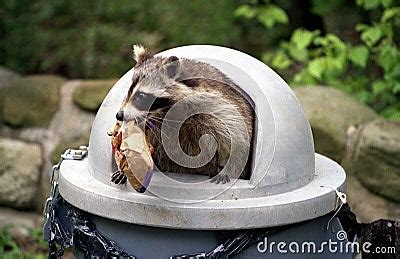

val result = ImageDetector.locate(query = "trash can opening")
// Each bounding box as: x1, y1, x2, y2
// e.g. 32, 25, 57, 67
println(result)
85, 45, 316, 202
58, 46, 346, 228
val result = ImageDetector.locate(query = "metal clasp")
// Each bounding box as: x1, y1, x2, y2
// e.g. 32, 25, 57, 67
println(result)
61, 146, 88, 160
320, 185, 347, 231
43, 146, 88, 219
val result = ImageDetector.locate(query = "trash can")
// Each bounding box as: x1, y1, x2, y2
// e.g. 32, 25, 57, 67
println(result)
50, 45, 351, 258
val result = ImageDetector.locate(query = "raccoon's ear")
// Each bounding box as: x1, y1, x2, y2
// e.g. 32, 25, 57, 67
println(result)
133, 44, 153, 65
162, 56, 180, 78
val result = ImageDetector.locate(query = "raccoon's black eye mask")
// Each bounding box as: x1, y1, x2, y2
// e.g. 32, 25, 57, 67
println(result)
132, 91, 172, 111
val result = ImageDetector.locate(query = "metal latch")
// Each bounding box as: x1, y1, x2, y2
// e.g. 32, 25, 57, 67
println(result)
43, 146, 89, 220
61, 146, 88, 160
320, 185, 347, 231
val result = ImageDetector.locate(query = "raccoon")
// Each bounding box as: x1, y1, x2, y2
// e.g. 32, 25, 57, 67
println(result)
115, 45, 254, 184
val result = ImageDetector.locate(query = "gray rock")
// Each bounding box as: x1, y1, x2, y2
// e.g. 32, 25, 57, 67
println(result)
0, 207, 41, 228
0, 80, 95, 213
0, 66, 19, 88
294, 86, 379, 161
38, 80, 94, 212
346, 175, 400, 222
0, 138, 43, 209
342, 119, 400, 202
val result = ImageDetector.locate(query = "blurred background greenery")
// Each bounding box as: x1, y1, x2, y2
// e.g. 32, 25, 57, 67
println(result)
1, 0, 399, 118
0, 1, 399, 257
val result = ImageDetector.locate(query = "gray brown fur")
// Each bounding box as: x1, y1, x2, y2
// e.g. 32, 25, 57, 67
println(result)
118, 45, 254, 183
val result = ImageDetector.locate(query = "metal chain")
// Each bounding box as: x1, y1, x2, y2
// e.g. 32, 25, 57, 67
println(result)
43, 146, 88, 219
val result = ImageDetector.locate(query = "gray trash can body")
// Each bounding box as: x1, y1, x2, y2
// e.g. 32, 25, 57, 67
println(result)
70, 211, 351, 258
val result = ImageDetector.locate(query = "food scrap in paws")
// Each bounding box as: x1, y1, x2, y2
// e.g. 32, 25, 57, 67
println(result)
109, 121, 154, 192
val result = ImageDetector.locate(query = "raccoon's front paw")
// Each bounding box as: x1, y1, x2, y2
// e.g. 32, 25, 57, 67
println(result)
111, 170, 127, 185
210, 173, 230, 184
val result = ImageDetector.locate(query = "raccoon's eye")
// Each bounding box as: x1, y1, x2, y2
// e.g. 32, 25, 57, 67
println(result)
135, 92, 147, 101
133, 91, 154, 110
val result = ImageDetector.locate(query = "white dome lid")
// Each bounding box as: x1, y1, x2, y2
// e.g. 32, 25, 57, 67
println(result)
58, 46, 346, 229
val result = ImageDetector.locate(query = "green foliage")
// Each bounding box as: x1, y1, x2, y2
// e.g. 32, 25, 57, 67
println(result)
235, 2, 288, 28
0, 226, 21, 258
356, 0, 393, 10
0, 75, 65, 127
0, 0, 239, 79
0, 226, 46, 259
28, 228, 48, 250
1, 0, 399, 119
257, 1, 400, 119
73, 79, 116, 112
349, 46, 369, 68
310, 0, 345, 16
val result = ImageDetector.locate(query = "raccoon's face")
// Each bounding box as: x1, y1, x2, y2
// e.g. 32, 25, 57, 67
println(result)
116, 52, 191, 128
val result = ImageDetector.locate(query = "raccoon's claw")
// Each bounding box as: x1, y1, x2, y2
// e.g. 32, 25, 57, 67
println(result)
211, 173, 230, 184
111, 170, 127, 185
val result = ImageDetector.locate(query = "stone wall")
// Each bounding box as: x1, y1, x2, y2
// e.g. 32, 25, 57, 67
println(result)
0, 67, 114, 214
0, 67, 398, 223
294, 86, 400, 221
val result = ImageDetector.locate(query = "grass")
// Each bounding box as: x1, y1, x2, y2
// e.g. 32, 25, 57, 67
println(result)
0, 75, 65, 128
0, 226, 47, 259
72, 79, 117, 112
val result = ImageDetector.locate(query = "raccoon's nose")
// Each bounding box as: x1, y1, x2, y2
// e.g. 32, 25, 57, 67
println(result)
116, 110, 124, 121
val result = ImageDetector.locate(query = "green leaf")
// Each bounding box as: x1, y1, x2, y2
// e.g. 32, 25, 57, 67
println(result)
365, 0, 380, 9
393, 82, 400, 94
349, 46, 369, 68
261, 52, 274, 64
380, 104, 400, 120
326, 34, 346, 48
357, 0, 380, 10
257, 4, 288, 28
355, 23, 369, 32
380, 23, 393, 39
307, 58, 326, 79
310, 0, 344, 16
355, 90, 373, 104
381, 0, 393, 8
377, 45, 397, 72
382, 7, 400, 22
313, 35, 329, 46
325, 34, 347, 58
372, 80, 387, 95
324, 57, 338, 72
271, 51, 292, 70
234, 5, 257, 19
288, 45, 309, 62
291, 29, 315, 49
293, 70, 317, 85
326, 55, 346, 72
385, 63, 400, 81
360, 26, 383, 46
